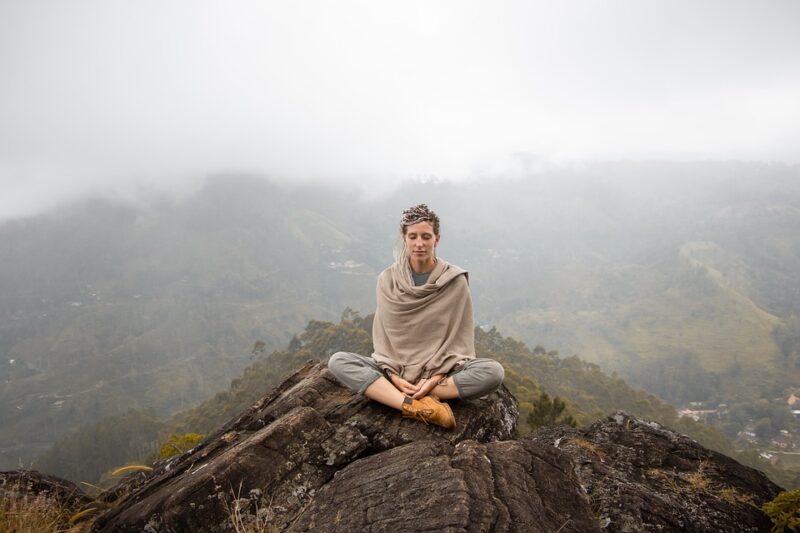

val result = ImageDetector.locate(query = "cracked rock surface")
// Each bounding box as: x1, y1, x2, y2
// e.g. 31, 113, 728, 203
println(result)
91, 361, 519, 532
530, 412, 783, 533
85, 362, 781, 532
289, 439, 599, 532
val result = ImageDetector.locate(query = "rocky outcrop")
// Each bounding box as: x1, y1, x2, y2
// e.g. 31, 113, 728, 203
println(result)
91, 361, 519, 532
530, 413, 782, 532
1, 469, 94, 509
288, 438, 600, 532
11, 360, 782, 532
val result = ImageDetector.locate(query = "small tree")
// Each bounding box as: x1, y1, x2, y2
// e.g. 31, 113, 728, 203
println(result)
288, 335, 302, 351
527, 392, 577, 430
159, 433, 205, 459
252, 340, 266, 355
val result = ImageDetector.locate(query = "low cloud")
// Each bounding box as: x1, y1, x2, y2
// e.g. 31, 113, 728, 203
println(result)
1, 0, 799, 220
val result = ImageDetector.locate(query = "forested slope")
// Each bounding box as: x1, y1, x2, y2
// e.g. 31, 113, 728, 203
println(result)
36, 312, 800, 489
6, 162, 800, 477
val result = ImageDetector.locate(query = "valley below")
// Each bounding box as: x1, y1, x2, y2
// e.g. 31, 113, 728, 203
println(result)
2, 162, 799, 486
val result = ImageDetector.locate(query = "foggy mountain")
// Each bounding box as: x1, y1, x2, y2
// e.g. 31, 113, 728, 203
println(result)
1, 160, 799, 471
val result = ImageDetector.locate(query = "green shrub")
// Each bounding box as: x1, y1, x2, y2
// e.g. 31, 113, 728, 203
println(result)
763, 489, 800, 533
527, 392, 577, 430
159, 433, 205, 459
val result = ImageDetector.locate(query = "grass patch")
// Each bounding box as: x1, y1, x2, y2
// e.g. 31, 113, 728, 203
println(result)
570, 437, 607, 459
0, 482, 73, 533
645, 464, 712, 495
684, 462, 711, 492
718, 486, 756, 507
222, 483, 279, 533
648, 462, 759, 510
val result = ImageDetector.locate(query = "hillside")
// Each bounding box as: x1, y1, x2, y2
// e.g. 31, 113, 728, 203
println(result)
168, 313, 699, 439
3, 162, 800, 472
496, 242, 788, 404
34, 312, 800, 489
0, 179, 377, 469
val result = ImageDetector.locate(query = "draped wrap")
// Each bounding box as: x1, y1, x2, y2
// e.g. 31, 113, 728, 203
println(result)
371, 258, 475, 382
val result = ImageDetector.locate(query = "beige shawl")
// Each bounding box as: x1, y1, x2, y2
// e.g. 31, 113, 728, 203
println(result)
372, 258, 476, 382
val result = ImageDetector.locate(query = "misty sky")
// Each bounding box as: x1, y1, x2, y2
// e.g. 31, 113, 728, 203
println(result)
1, 0, 799, 220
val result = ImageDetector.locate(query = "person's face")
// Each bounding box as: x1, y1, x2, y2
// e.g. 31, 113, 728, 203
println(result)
404, 221, 440, 266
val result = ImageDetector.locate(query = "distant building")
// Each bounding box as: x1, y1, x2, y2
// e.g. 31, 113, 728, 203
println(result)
679, 409, 701, 421
678, 408, 718, 422
737, 429, 758, 444
770, 433, 800, 450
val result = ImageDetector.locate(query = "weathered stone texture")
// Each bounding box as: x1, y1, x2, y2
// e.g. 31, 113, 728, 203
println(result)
0, 469, 94, 511
530, 412, 783, 532
66, 362, 783, 533
289, 438, 600, 533
92, 361, 518, 532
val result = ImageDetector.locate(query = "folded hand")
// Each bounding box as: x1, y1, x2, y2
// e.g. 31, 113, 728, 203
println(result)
389, 374, 420, 397
411, 374, 445, 400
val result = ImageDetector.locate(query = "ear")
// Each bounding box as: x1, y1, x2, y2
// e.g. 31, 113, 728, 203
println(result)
435, 234, 441, 245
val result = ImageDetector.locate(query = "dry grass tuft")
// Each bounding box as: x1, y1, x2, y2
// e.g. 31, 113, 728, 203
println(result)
222, 483, 279, 533
685, 471, 711, 491
69, 506, 104, 526
110, 465, 153, 477
645, 467, 666, 478
719, 486, 756, 507
664, 475, 683, 494
646, 463, 759, 510
0, 484, 71, 533
655, 461, 713, 494
684, 461, 712, 492
570, 437, 607, 459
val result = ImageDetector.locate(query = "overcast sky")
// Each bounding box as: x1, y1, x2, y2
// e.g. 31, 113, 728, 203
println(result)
1, 0, 799, 220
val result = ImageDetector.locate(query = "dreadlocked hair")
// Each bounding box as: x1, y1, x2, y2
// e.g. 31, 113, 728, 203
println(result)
393, 203, 441, 268
399, 203, 440, 235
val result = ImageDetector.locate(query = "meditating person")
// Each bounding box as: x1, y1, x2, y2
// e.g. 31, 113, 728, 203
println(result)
328, 203, 505, 429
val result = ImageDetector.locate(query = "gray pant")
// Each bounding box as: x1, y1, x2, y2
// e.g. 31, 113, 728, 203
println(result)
327, 351, 505, 400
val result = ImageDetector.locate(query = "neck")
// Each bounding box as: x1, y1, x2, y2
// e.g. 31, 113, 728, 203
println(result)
409, 257, 436, 273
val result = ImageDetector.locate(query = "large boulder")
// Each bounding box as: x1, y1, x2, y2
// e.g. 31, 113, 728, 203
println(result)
288, 438, 600, 532
92, 360, 519, 532
530, 412, 783, 533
